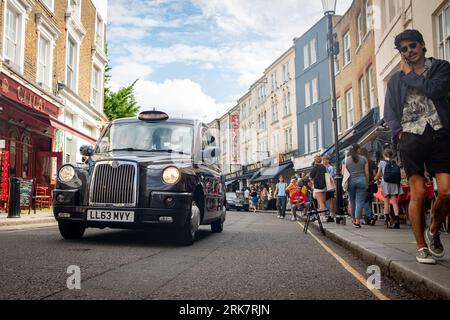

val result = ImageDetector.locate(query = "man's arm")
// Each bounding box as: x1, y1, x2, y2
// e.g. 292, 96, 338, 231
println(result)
383, 83, 402, 145
401, 60, 450, 99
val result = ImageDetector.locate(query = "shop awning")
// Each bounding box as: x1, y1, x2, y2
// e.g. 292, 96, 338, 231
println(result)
251, 162, 293, 182
322, 107, 380, 159
248, 168, 264, 182
225, 179, 238, 186
50, 119, 97, 145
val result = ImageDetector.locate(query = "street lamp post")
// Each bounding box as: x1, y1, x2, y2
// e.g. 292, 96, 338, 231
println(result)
322, 0, 346, 224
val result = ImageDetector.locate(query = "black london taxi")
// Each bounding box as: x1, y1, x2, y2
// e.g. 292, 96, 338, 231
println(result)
52, 110, 226, 245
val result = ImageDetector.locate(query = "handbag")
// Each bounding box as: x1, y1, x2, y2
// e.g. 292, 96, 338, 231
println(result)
325, 173, 336, 192
342, 156, 350, 192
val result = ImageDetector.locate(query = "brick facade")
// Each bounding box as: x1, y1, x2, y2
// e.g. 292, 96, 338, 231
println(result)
334, 0, 379, 135
0, 0, 104, 111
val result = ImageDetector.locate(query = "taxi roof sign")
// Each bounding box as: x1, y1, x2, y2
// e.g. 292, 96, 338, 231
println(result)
138, 110, 169, 121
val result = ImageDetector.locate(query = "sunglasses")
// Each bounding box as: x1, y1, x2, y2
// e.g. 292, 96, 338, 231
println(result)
398, 42, 419, 53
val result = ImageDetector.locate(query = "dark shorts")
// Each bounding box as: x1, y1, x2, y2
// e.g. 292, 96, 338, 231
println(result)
399, 126, 450, 178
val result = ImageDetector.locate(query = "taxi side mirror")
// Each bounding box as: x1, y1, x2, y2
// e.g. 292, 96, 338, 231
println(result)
203, 146, 221, 159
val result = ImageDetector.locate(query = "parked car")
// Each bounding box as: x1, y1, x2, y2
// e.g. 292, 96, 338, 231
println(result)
225, 192, 249, 211
52, 110, 226, 246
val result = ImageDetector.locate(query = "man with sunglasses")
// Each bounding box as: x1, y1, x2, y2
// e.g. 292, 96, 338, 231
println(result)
384, 29, 450, 264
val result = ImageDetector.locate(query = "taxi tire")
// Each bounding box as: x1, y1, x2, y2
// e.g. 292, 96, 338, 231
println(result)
211, 218, 223, 233
58, 221, 86, 240
175, 201, 200, 246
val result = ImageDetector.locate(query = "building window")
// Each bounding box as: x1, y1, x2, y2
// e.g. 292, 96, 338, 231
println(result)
69, 0, 81, 22
41, 0, 54, 12
344, 32, 351, 65
282, 62, 290, 82
4, 3, 25, 72
285, 128, 292, 151
312, 78, 318, 104
334, 54, 340, 75
271, 72, 277, 91
305, 82, 311, 107
96, 14, 104, 50
437, 5, 450, 61
304, 44, 310, 69
310, 38, 317, 65
66, 37, 78, 91
309, 121, 317, 152
273, 133, 279, 154
272, 100, 278, 122
336, 97, 342, 134
37, 36, 51, 89
304, 124, 308, 154
91, 66, 101, 109
357, 13, 363, 47
367, 65, 375, 109
346, 89, 354, 128
365, 0, 373, 32
286, 92, 291, 115
359, 76, 367, 116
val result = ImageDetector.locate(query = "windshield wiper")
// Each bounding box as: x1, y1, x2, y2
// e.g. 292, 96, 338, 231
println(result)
149, 149, 190, 155
107, 148, 189, 155
107, 148, 153, 152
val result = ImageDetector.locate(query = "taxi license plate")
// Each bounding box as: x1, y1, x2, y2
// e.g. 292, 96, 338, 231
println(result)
87, 210, 134, 223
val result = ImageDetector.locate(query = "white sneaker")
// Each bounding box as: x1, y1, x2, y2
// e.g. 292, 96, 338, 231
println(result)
416, 248, 436, 264
291, 217, 296, 221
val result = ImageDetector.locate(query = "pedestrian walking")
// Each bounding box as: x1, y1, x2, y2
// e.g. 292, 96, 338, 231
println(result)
261, 186, 269, 210
250, 187, 258, 213
384, 29, 450, 264
359, 148, 377, 226
275, 176, 288, 219
374, 149, 403, 229
310, 155, 328, 222
342, 144, 370, 228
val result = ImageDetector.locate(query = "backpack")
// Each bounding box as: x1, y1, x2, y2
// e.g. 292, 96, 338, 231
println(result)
383, 160, 401, 184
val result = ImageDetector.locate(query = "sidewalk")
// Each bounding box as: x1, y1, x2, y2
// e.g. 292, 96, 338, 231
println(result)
303, 214, 450, 300
0, 209, 56, 228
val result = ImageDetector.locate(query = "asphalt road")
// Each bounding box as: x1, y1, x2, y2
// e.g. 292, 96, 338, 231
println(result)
0, 210, 417, 300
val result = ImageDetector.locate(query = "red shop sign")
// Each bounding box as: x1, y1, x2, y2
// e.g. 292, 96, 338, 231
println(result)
0, 72, 60, 118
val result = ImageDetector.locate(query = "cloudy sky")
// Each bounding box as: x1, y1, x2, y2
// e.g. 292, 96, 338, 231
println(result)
107, 0, 353, 123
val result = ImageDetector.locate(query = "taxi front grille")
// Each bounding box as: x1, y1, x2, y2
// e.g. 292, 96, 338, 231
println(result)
89, 161, 138, 207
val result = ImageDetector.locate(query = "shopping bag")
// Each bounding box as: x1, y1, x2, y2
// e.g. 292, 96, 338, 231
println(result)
325, 173, 336, 191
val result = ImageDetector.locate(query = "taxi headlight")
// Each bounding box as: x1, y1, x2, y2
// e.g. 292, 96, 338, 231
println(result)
162, 167, 180, 184
58, 165, 76, 182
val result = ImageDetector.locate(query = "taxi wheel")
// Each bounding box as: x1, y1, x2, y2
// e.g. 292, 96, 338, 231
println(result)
211, 218, 223, 233
58, 221, 86, 240
176, 201, 200, 246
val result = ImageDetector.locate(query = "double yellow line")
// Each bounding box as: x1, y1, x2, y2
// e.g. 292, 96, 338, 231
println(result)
297, 221, 390, 300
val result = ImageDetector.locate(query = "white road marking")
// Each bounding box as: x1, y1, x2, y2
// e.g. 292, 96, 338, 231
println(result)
297, 221, 390, 300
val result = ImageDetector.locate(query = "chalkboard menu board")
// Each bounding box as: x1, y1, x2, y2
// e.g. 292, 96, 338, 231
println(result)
19, 179, 34, 208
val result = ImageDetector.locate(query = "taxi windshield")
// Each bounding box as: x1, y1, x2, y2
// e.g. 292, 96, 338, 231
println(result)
96, 122, 194, 155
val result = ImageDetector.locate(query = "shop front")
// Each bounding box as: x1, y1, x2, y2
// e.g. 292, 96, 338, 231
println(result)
0, 71, 91, 210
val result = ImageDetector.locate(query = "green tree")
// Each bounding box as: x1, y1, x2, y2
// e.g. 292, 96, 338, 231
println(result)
103, 47, 140, 121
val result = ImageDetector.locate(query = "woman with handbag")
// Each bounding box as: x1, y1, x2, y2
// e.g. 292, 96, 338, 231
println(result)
342, 144, 370, 228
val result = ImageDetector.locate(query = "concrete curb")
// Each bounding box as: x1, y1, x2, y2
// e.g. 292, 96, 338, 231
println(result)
303, 217, 450, 300
0, 214, 56, 227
